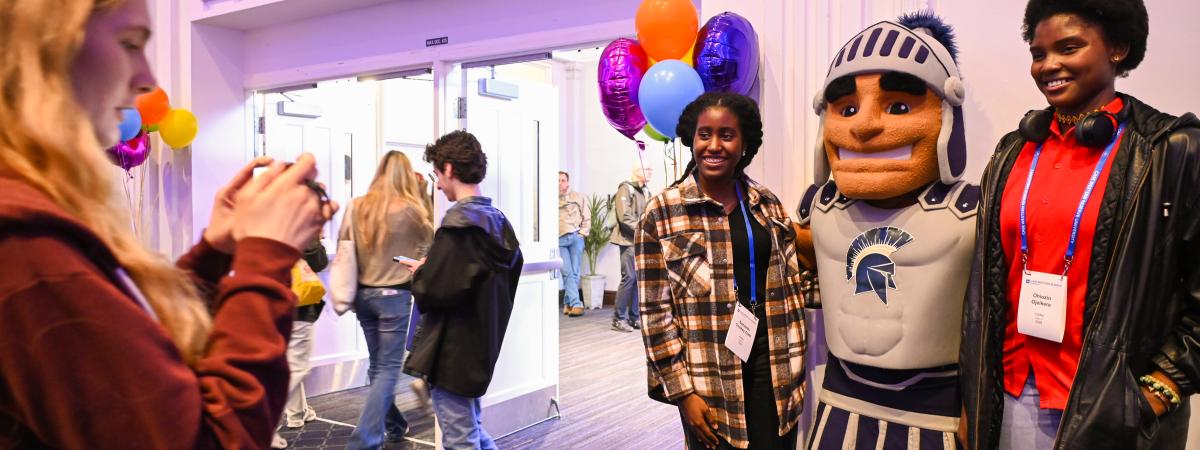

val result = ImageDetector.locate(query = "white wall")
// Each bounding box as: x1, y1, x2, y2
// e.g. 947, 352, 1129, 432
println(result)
240, 0, 648, 87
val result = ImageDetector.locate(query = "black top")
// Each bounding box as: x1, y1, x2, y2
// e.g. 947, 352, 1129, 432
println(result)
728, 195, 772, 315
728, 189, 787, 449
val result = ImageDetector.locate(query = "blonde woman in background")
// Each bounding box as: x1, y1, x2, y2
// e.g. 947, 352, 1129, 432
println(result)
0, 0, 336, 448
341, 151, 435, 449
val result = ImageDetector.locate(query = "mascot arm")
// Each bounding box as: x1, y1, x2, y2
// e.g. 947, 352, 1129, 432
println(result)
795, 184, 822, 308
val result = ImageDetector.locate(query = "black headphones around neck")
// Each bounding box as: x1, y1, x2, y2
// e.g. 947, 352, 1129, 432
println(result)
1018, 105, 1126, 148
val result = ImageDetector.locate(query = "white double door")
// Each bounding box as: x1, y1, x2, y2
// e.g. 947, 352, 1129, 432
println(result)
259, 79, 378, 394
462, 68, 562, 438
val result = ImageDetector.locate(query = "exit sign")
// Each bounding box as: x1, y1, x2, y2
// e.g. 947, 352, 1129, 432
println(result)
426, 37, 449, 47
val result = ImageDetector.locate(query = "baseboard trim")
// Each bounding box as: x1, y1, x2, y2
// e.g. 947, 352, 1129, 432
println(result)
303, 356, 370, 397
481, 384, 559, 439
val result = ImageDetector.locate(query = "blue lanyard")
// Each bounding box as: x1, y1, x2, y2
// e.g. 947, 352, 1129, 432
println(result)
734, 182, 758, 308
1019, 123, 1124, 274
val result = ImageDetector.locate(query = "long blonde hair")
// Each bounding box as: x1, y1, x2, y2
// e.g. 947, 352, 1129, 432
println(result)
0, 0, 212, 364
355, 151, 433, 245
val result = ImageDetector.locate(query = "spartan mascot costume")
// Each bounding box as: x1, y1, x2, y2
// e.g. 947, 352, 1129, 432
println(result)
797, 13, 976, 449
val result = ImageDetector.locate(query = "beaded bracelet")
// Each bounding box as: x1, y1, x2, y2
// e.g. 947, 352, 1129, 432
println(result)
1138, 375, 1182, 407
1148, 389, 1174, 411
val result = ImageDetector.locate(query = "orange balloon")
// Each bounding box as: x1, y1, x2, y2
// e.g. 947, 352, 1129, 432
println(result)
635, 0, 699, 62
135, 87, 170, 126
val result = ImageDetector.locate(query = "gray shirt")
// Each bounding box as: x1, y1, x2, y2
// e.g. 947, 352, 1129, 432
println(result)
610, 181, 648, 247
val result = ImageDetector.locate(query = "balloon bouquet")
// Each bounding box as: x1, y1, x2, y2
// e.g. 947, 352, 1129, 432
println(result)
106, 87, 201, 237
107, 87, 200, 174
598, 0, 758, 185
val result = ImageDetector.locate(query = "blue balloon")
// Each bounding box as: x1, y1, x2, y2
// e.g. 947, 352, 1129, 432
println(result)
118, 108, 142, 142
638, 60, 705, 139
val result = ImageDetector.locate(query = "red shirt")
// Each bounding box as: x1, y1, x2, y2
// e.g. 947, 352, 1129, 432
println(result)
999, 97, 1125, 409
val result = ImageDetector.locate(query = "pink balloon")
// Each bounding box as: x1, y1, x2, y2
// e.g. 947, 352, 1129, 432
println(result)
598, 38, 649, 140
106, 131, 150, 171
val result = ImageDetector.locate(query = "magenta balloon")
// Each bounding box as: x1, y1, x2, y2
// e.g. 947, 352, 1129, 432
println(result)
106, 131, 150, 171
598, 38, 649, 140
694, 12, 759, 94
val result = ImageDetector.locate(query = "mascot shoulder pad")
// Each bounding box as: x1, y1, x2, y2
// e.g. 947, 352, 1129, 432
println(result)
917, 181, 979, 220
813, 180, 854, 214
796, 183, 821, 225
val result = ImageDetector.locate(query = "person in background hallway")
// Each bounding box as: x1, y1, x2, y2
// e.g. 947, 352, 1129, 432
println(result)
610, 166, 652, 333
637, 92, 808, 450
0, 0, 336, 447
340, 151, 434, 449
399, 130, 523, 450
558, 170, 589, 317
272, 237, 329, 449
959, 1, 1200, 448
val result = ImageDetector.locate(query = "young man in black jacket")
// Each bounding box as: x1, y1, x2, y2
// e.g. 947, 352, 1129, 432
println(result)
399, 130, 523, 450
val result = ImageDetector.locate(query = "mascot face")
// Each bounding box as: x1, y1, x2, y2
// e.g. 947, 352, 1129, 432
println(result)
823, 72, 942, 201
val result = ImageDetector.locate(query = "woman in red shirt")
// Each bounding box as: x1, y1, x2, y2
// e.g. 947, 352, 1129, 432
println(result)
0, 0, 336, 448
960, 0, 1200, 448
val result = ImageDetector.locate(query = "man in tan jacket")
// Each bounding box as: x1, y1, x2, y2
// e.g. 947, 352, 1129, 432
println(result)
558, 171, 589, 317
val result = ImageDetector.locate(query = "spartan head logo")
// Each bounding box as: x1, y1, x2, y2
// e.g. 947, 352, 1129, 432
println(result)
845, 226, 914, 304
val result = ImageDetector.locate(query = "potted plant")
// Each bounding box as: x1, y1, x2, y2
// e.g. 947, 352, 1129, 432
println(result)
581, 193, 614, 309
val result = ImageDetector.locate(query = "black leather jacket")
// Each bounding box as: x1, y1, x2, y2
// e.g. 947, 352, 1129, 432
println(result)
961, 94, 1200, 449
403, 197, 523, 397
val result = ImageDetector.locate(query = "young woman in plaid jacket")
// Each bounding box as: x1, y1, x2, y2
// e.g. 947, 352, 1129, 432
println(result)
636, 92, 813, 450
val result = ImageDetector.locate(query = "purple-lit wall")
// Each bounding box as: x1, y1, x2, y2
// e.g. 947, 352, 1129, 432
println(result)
242, 0, 697, 78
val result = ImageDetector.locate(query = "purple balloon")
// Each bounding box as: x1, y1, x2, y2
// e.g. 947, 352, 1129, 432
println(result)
598, 38, 649, 140
694, 12, 759, 94
106, 131, 150, 171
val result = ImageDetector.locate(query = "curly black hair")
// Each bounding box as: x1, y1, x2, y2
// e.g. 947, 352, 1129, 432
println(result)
671, 92, 764, 186
424, 130, 487, 184
1022, 0, 1148, 76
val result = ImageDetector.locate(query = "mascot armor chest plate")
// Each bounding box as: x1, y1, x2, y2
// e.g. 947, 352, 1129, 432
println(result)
805, 180, 978, 369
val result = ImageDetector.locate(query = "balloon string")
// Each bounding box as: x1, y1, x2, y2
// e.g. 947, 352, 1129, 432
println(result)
662, 141, 672, 186
635, 139, 647, 181
136, 155, 148, 242
671, 140, 679, 181
121, 169, 138, 238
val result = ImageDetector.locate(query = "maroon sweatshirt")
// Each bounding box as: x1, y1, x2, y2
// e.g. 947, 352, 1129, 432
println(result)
0, 175, 299, 449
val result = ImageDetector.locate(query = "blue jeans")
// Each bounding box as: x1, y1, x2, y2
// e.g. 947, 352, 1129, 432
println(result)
349, 288, 412, 450
432, 386, 497, 450
613, 245, 639, 323
559, 232, 585, 308
999, 372, 1062, 450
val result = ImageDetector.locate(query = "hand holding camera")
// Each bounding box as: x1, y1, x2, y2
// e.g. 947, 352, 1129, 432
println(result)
232, 153, 339, 251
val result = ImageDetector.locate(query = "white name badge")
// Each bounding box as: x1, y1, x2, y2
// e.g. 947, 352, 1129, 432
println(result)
1017, 270, 1068, 343
724, 302, 759, 362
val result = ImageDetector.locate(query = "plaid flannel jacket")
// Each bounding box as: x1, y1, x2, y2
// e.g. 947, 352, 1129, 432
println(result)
636, 175, 808, 448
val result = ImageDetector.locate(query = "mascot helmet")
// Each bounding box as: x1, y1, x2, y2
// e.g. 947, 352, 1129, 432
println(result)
812, 12, 966, 185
